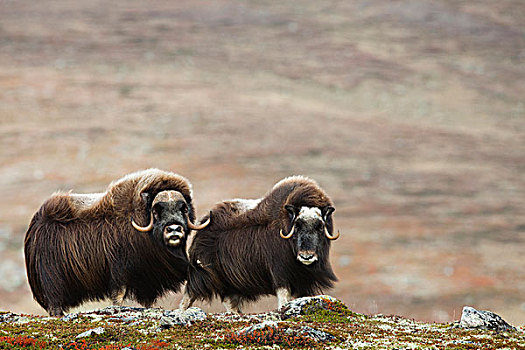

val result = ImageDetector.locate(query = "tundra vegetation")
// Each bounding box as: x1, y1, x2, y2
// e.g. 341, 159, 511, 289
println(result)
1, 296, 524, 349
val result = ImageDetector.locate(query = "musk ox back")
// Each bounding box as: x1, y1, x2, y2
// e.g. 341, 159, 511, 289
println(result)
180, 175, 339, 313
24, 168, 208, 316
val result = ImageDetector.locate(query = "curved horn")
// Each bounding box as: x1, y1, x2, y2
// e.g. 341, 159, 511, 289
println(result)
132, 213, 154, 232
188, 216, 211, 230
280, 226, 294, 239
324, 227, 340, 240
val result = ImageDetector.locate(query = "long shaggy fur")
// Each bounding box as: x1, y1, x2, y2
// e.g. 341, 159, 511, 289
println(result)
24, 169, 195, 315
186, 176, 338, 308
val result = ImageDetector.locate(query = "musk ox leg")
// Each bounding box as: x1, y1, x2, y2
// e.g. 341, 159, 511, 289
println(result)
179, 287, 196, 311
48, 306, 65, 317
111, 287, 127, 306
223, 296, 242, 314
276, 287, 292, 309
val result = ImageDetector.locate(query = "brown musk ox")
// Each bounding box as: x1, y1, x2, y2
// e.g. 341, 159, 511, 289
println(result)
24, 168, 209, 316
179, 175, 339, 313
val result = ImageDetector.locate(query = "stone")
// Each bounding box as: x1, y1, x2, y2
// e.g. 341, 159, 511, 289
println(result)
61, 313, 79, 322
160, 307, 207, 328
76, 327, 105, 338
0, 313, 15, 323
280, 294, 340, 319
236, 321, 278, 336
11, 316, 31, 325
96, 306, 144, 316
285, 325, 335, 342
296, 326, 335, 342
459, 306, 516, 332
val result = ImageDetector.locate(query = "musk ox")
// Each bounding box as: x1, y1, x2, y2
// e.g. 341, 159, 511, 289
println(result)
179, 175, 339, 313
24, 168, 209, 316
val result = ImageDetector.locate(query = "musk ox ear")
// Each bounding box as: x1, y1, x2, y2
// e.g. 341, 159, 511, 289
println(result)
131, 191, 155, 233
284, 204, 298, 222
321, 206, 339, 240
321, 206, 335, 221
141, 192, 153, 208
151, 203, 161, 220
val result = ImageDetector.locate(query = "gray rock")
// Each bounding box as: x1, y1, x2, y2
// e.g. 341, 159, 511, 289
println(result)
284, 325, 335, 343
96, 306, 145, 315
160, 307, 207, 328
280, 295, 340, 319
85, 306, 163, 322
0, 313, 15, 323
460, 306, 516, 332
12, 316, 31, 325
76, 327, 105, 338
296, 326, 335, 342
236, 321, 278, 336
61, 313, 79, 322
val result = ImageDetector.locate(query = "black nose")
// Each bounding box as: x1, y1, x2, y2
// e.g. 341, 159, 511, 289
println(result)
300, 253, 315, 260
166, 225, 183, 233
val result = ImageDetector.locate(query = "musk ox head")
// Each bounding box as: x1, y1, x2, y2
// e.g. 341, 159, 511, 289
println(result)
132, 190, 210, 247
280, 205, 339, 265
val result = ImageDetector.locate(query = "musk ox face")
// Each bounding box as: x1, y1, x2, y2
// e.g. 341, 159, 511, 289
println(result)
132, 190, 210, 247
151, 192, 190, 247
281, 205, 339, 265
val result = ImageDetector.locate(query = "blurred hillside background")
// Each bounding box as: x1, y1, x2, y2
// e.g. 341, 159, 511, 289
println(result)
0, 0, 524, 324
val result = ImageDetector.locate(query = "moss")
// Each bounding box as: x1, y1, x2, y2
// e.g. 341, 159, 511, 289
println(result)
304, 297, 357, 316
289, 297, 365, 325
1, 304, 524, 349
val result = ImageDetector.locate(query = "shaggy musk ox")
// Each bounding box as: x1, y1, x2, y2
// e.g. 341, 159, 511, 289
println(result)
180, 176, 339, 313
24, 169, 209, 316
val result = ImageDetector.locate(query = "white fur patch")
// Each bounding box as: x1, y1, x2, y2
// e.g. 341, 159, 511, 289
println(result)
70, 193, 104, 209
230, 198, 261, 213
277, 288, 292, 309
298, 207, 322, 221
297, 255, 318, 265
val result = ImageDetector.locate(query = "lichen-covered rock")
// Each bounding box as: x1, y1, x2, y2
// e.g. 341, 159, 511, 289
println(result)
237, 320, 278, 335
287, 325, 335, 342
460, 306, 516, 332
76, 327, 105, 338
280, 294, 347, 319
94, 306, 162, 317
61, 313, 78, 322
2, 314, 31, 325
81, 306, 164, 324
160, 307, 207, 328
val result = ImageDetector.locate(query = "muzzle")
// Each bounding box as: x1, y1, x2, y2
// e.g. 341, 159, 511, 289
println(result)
164, 224, 185, 247
297, 250, 318, 265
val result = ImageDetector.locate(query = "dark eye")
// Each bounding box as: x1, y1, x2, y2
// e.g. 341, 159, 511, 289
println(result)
181, 203, 188, 214
316, 222, 324, 231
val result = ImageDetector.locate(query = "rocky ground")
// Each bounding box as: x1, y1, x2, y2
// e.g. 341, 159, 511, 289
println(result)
1, 0, 524, 324
1, 296, 524, 349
